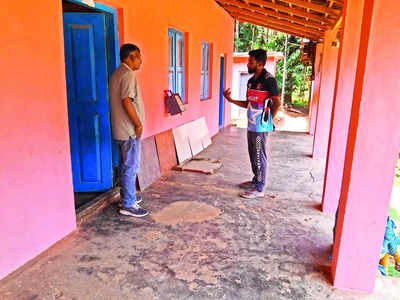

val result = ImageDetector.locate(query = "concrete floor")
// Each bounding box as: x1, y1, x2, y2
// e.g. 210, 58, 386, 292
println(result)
1, 127, 400, 300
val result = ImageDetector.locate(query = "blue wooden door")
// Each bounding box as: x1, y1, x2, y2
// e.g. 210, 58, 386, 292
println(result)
63, 13, 113, 192
219, 56, 225, 127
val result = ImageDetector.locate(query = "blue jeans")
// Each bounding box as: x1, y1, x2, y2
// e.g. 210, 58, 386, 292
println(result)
117, 138, 141, 208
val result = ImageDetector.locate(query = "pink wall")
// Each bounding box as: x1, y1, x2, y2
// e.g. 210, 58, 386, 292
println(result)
312, 30, 340, 158
0, 0, 233, 280
332, 0, 400, 292
0, 1, 76, 279
322, 0, 365, 214
309, 43, 324, 136
114, 0, 234, 138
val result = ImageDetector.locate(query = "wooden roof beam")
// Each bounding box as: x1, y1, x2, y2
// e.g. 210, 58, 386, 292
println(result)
325, 0, 334, 17
219, 0, 334, 25
222, 4, 328, 30
282, 0, 341, 16
238, 18, 321, 41
247, 0, 338, 20
235, 16, 322, 41
306, 0, 311, 17
228, 7, 324, 36
329, 0, 344, 5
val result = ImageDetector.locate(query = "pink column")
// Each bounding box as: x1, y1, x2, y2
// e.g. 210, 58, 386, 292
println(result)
332, 0, 400, 292
309, 43, 324, 136
0, 0, 76, 280
312, 30, 340, 158
322, 0, 365, 214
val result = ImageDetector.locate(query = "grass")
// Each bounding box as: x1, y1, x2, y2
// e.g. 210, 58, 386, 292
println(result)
291, 95, 308, 107
388, 265, 400, 278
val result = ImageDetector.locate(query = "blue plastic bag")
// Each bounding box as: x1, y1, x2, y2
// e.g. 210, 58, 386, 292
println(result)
260, 100, 274, 132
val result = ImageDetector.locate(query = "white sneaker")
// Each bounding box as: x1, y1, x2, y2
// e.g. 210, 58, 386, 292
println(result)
239, 189, 265, 199
119, 203, 149, 218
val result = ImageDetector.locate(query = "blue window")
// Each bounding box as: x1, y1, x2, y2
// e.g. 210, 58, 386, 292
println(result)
201, 42, 211, 100
168, 28, 185, 102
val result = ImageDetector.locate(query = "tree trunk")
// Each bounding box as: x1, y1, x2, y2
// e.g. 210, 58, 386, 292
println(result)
251, 25, 255, 49
281, 34, 288, 106
234, 20, 239, 52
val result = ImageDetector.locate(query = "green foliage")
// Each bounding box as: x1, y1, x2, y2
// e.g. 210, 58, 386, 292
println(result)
394, 154, 400, 187
387, 154, 400, 278
390, 207, 400, 226
388, 265, 400, 278
292, 93, 309, 107
235, 22, 312, 106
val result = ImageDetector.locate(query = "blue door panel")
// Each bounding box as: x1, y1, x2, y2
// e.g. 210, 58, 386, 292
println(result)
63, 12, 113, 192
219, 56, 225, 127
77, 113, 101, 183
70, 26, 97, 103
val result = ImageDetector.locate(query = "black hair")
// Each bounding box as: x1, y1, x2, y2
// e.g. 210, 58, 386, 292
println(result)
249, 49, 267, 66
120, 44, 140, 62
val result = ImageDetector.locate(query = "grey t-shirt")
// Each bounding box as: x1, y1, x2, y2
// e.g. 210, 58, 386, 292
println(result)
109, 63, 145, 140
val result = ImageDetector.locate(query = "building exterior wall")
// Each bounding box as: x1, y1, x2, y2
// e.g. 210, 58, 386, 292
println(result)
0, 0, 233, 280
312, 29, 340, 158
115, 0, 234, 138
0, 0, 77, 280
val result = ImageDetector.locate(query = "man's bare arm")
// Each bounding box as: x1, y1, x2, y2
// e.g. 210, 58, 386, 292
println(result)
270, 96, 281, 118
122, 98, 143, 137
223, 88, 248, 109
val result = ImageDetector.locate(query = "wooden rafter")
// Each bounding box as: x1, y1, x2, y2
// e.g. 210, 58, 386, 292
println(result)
329, 0, 344, 5
216, 0, 343, 39
230, 8, 324, 36
325, 0, 334, 18
218, 0, 334, 25
247, 0, 337, 22
221, 3, 328, 30
237, 17, 320, 41
283, 0, 340, 16
235, 16, 322, 40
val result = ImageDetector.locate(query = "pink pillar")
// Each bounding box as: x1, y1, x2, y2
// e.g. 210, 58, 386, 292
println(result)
322, 0, 365, 214
309, 43, 324, 136
0, 0, 76, 280
333, 0, 400, 292
312, 30, 340, 158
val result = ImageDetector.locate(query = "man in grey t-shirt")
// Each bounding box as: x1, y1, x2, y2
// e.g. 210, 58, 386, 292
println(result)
109, 44, 148, 217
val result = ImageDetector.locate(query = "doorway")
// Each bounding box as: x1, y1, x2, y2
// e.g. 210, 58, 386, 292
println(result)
62, 0, 119, 209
